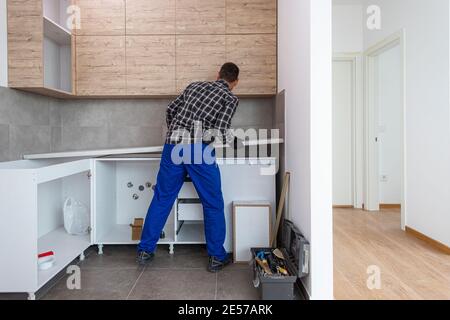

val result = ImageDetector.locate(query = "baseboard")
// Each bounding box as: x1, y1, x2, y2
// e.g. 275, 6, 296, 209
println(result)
405, 226, 450, 255
333, 205, 354, 209
380, 204, 401, 209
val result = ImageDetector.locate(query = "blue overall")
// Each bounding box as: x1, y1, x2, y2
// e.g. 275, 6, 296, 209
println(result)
138, 143, 227, 261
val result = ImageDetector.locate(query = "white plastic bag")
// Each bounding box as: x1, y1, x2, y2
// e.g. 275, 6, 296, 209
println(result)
63, 197, 90, 235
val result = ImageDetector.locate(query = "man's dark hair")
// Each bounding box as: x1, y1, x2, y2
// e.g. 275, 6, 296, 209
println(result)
219, 62, 240, 83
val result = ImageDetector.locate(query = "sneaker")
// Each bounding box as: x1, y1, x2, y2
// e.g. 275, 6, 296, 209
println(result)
207, 254, 232, 273
136, 251, 154, 265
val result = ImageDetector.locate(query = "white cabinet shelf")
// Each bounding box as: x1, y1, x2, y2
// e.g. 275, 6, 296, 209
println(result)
38, 227, 90, 287
97, 224, 174, 245
44, 16, 71, 45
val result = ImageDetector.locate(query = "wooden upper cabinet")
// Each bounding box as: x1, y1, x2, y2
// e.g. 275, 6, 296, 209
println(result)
74, 0, 125, 36
7, 0, 44, 88
227, 34, 277, 95
126, 36, 176, 95
76, 36, 126, 95
226, 0, 277, 34
176, 35, 226, 92
176, 0, 226, 34
126, 0, 176, 35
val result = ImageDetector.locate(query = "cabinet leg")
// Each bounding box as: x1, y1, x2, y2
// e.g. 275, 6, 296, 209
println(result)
79, 251, 85, 261
27, 292, 36, 300
169, 244, 174, 255
98, 244, 104, 255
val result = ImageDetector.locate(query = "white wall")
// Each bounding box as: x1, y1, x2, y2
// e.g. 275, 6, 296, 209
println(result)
333, 3, 364, 52
278, 0, 333, 299
0, 0, 7, 87
377, 45, 402, 204
363, 0, 450, 246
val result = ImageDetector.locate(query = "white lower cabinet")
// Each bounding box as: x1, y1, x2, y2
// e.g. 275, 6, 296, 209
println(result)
0, 156, 275, 297
0, 159, 92, 299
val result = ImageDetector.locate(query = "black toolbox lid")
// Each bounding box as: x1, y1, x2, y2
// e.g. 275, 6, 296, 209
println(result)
282, 220, 310, 279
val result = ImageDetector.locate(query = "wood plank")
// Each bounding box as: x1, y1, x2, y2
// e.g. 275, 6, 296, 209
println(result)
76, 36, 126, 95
226, 34, 277, 95
226, 0, 277, 34
126, 35, 176, 95
7, 0, 43, 88
176, 35, 226, 92
176, 0, 226, 34
74, 0, 125, 36
126, 0, 176, 35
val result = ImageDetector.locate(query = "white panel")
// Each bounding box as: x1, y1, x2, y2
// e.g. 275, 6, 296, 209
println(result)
44, 37, 61, 89
60, 44, 72, 92
36, 159, 91, 184
178, 203, 203, 221
332, 4, 363, 53
0, 171, 38, 292
38, 179, 63, 238
115, 161, 159, 224
233, 204, 270, 262
333, 60, 353, 205
219, 162, 276, 252
179, 182, 199, 199
377, 45, 402, 204
43, 0, 60, 24
94, 161, 116, 243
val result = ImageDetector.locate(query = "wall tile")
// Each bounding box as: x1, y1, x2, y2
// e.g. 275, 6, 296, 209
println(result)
107, 99, 168, 127
0, 124, 9, 161
233, 98, 275, 127
61, 126, 108, 151
49, 100, 62, 127
51, 127, 62, 152
61, 100, 110, 127
9, 125, 51, 160
107, 126, 165, 148
2, 88, 51, 126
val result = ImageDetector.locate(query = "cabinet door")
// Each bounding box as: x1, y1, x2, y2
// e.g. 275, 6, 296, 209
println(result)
226, 34, 277, 95
126, 36, 176, 95
7, 0, 43, 88
74, 0, 125, 36
126, 0, 176, 35
176, 0, 226, 34
226, 0, 277, 34
76, 36, 126, 95
176, 35, 226, 92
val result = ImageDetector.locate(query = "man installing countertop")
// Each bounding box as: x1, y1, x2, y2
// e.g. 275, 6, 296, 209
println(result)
137, 62, 240, 273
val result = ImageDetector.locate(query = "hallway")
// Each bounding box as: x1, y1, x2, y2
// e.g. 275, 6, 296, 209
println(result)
334, 208, 450, 300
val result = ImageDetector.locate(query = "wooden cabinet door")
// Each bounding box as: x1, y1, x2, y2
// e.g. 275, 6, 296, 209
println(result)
226, 34, 277, 95
126, 0, 176, 35
176, 0, 226, 34
74, 0, 125, 36
226, 0, 277, 34
7, 0, 43, 88
176, 35, 226, 92
76, 36, 126, 95
126, 36, 176, 95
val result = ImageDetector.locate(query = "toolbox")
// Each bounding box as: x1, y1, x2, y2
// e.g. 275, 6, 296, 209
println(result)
251, 220, 310, 300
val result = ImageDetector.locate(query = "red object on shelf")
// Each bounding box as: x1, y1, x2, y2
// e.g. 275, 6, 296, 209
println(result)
38, 251, 54, 259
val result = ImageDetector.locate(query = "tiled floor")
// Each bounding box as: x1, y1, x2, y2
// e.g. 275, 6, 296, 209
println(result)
33, 245, 260, 300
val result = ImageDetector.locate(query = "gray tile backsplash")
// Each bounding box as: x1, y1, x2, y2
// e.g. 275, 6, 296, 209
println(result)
0, 86, 276, 160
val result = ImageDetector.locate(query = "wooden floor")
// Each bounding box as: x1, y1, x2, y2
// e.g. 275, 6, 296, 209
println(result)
334, 208, 450, 300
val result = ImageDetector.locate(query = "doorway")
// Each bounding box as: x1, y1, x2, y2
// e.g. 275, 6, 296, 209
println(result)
364, 31, 406, 229
332, 54, 363, 208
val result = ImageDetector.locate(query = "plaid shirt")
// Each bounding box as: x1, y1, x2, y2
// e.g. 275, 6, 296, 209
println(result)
166, 79, 239, 145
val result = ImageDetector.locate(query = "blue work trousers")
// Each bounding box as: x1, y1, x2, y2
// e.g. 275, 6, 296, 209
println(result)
138, 143, 227, 260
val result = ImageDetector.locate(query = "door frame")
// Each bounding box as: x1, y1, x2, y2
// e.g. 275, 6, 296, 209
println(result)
333, 53, 364, 208
364, 30, 406, 229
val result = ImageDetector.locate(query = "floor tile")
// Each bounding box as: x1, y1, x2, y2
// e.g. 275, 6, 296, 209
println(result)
216, 268, 260, 300
128, 269, 216, 300
42, 268, 142, 300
